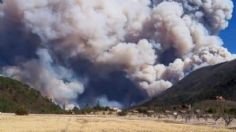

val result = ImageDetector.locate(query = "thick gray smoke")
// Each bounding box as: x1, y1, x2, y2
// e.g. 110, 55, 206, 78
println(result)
0, 0, 234, 108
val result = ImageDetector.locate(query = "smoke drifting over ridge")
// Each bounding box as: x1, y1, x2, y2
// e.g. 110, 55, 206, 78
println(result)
0, 0, 234, 108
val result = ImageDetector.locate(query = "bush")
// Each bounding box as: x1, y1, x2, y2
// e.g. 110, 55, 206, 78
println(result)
15, 106, 29, 115
137, 107, 148, 114
227, 108, 236, 116
206, 108, 216, 114
118, 110, 127, 116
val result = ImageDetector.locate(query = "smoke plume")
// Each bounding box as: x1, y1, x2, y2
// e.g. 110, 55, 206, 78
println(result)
0, 0, 234, 108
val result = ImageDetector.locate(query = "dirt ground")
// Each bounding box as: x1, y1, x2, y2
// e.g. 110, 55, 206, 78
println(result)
0, 113, 235, 132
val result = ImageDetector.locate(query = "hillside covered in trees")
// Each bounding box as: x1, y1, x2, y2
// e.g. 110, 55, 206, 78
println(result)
0, 76, 64, 114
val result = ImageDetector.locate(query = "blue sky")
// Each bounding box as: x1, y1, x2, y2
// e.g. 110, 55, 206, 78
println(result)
220, 5, 236, 53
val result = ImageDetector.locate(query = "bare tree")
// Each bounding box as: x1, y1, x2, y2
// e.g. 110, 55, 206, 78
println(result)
157, 113, 161, 119
196, 113, 202, 121
195, 109, 202, 121
180, 114, 185, 119
184, 114, 191, 123
212, 114, 221, 124
223, 114, 234, 127
203, 114, 209, 122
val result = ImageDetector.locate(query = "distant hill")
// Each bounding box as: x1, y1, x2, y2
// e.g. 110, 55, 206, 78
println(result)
0, 76, 65, 114
139, 59, 236, 108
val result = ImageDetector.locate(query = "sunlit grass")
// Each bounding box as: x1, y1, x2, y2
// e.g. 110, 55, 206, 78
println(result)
0, 114, 232, 132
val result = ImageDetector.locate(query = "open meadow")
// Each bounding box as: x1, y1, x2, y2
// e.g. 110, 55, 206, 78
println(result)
0, 113, 235, 132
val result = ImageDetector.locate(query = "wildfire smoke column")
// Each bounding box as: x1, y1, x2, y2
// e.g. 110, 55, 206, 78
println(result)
0, 0, 234, 108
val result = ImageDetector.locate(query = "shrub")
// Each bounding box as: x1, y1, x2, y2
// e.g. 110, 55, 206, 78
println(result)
118, 110, 127, 116
72, 107, 80, 114
227, 108, 236, 116
137, 107, 148, 114
15, 106, 29, 115
206, 108, 216, 114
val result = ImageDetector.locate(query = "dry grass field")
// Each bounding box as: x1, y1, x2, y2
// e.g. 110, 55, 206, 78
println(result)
0, 114, 234, 132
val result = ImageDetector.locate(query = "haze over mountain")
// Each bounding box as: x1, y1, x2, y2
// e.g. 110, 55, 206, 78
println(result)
0, 0, 234, 108
140, 59, 236, 108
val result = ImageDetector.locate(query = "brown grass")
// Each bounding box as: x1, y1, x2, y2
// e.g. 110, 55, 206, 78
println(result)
0, 114, 232, 132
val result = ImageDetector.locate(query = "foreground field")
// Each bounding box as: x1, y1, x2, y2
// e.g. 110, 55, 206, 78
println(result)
0, 114, 233, 132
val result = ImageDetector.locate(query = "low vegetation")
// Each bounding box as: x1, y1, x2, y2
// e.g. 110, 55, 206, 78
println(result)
130, 100, 236, 127
69, 104, 116, 115
15, 106, 29, 115
117, 110, 128, 116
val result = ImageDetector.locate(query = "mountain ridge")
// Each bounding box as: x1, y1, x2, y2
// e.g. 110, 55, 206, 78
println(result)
139, 59, 236, 108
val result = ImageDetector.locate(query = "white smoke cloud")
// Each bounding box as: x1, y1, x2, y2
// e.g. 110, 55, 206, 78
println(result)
0, 0, 234, 107
96, 96, 123, 108
3, 49, 85, 107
